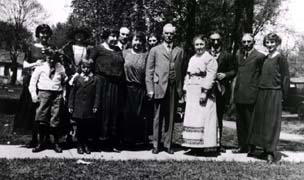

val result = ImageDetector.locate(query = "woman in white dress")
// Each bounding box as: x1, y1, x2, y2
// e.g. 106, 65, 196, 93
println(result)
182, 34, 218, 154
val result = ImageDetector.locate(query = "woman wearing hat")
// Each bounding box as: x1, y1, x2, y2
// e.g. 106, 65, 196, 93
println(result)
60, 27, 92, 145
13, 24, 56, 147
61, 27, 91, 79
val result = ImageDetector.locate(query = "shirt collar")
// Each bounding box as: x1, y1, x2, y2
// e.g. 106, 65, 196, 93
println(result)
80, 72, 93, 77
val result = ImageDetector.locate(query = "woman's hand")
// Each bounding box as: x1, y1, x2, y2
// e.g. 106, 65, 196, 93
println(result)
35, 59, 44, 67
199, 93, 207, 106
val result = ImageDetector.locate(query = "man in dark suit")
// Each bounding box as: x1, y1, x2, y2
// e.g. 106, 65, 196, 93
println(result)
233, 33, 265, 153
209, 32, 236, 153
145, 23, 185, 154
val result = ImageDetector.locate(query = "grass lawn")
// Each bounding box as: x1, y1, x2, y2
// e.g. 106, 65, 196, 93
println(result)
1, 159, 304, 180
2, 84, 304, 179
281, 117, 304, 135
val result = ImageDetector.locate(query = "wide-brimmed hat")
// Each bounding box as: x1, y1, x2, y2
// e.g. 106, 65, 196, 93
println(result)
67, 27, 91, 40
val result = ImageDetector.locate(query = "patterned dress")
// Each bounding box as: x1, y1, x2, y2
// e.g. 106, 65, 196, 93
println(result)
182, 51, 218, 148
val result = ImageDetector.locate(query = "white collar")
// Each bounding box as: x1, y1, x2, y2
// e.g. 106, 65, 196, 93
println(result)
102, 42, 114, 51
80, 72, 93, 77
268, 51, 280, 58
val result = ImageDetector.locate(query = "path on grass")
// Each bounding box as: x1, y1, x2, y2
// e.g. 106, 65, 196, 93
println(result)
1, 119, 304, 162
223, 120, 304, 142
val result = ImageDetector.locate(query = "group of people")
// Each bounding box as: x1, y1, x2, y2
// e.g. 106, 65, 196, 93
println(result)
12, 22, 289, 164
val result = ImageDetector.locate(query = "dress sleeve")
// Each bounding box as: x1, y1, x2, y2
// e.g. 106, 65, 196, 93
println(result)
201, 58, 218, 90
278, 55, 290, 101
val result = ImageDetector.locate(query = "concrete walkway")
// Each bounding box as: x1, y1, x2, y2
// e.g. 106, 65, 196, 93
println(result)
223, 120, 304, 142
1, 145, 304, 162
0, 120, 303, 162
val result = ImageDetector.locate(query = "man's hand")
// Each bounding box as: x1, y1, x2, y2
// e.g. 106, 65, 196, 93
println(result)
216, 73, 226, 80
93, 108, 98, 113
147, 92, 154, 100
68, 108, 73, 113
31, 95, 39, 103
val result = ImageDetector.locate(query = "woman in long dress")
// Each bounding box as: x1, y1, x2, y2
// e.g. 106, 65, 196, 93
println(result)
182, 35, 218, 154
248, 33, 290, 163
89, 28, 125, 151
13, 24, 54, 147
121, 31, 149, 148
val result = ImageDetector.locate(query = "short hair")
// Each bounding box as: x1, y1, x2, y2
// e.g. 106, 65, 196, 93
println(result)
209, 31, 222, 39
192, 34, 209, 47
241, 33, 254, 40
130, 31, 146, 45
163, 23, 176, 33
148, 32, 160, 41
263, 33, 282, 46
35, 24, 52, 38
119, 27, 130, 34
101, 28, 119, 39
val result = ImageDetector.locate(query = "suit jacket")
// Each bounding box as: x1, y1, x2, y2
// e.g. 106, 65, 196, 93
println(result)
214, 50, 236, 96
145, 43, 185, 99
234, 49, 265, 104
68, 75, 101, 119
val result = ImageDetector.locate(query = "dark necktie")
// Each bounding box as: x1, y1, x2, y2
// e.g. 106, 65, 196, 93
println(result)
244, 51, 248, 59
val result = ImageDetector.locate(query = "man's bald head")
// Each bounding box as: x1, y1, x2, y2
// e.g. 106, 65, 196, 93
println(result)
119, 27, 130, 44
162, 23, 176, 44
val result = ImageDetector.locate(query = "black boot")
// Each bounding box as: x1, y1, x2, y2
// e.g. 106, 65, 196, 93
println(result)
32, 124, 46, 153
53, 128, 63, 153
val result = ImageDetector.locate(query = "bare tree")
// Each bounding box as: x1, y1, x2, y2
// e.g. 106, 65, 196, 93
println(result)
0, 0, 48, 84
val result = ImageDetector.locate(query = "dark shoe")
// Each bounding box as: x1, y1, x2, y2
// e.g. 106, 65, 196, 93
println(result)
26, 140, 38, 148
232, 148, 248, 154
165, 148, 174, 154
77, 146, 84, 154
266, 154, 274, 164
247, 148, 256, 157
247, 152, 255, 157
219, 146, 226, 153
152, 147, 159, 154
32, 144, 44, 153
84, 145, 91, 154
54, 144, 63, 153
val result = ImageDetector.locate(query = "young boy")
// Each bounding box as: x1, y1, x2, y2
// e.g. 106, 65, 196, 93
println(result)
68, 60, 101, 154
29, 55, 67, 153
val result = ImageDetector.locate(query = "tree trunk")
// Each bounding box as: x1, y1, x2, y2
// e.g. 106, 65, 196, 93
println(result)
184, 0, 196, 55
231, 0, 254, 55
10, 53, 18, 85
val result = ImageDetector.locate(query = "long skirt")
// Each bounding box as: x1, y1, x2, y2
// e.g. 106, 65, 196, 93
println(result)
121, 83, 147, 144
13, 86, 36, 134
248, 89, 282, 152
182, 85, 218, 148
96, 75, 124, 140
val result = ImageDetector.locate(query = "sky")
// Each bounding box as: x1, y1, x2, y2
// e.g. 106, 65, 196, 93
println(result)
37, 0, 72, 25
286, 0, 304, 32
